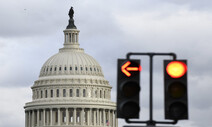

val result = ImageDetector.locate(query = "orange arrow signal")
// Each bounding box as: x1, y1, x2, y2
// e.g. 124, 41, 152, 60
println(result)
121, 61, 141, 77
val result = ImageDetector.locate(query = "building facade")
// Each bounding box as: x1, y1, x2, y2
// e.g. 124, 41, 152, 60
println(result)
24, 8, 117, 127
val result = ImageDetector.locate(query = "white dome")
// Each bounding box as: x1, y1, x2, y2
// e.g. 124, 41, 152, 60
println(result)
39, 48, 104, 77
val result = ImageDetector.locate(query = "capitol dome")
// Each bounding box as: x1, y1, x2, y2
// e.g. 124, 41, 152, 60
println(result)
39, 45, 104, 77
24, 7, 117, 127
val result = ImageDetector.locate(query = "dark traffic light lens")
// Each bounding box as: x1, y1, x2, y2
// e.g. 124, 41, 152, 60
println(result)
169, 102, 187, 119
122, 81, 140, 97
121, 101, 140, 118
169, 82, 186, 98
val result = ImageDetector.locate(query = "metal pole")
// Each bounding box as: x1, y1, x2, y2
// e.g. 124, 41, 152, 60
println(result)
149, 55, 153, 122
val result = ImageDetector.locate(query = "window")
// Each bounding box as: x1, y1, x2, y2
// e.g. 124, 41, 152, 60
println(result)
54, 67, 57, 71
90, 68, 92, 71
81, 67, 83, 71
95, 90, 97, 98
50, 68, 52, 71
64, 67, 67, 71
70, 67, 72, 70
94, 68, 96, 71
36, 91, 39, 99
70, 89, 73, 97
59, 67, 61, 71
83, 89, 86, 97
51, 90, 53, 97
45, 90, 48, 98
86, 67, 88, 71
100, 90, 102, 98
76, 89, 79, 97
57, 89, 59, 97
41, 91, 43, 98
63, 89, 66, 97
46, 68, 48, 72
75, 67, 78, 71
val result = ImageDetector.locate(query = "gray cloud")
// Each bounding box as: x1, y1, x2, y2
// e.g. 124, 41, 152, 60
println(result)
0, 0, 212, 127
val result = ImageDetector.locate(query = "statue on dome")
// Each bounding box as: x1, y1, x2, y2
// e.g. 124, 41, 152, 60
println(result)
69, 7, 74, 19
66, 6, 77, 29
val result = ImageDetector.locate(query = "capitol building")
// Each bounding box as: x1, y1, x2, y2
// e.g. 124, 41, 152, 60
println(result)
24, 8, 117, 127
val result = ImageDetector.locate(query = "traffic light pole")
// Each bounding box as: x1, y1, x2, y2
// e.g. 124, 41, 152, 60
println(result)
125, 52, 177, 126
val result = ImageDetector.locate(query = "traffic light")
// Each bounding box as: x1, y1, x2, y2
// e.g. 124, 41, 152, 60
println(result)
117, 59, 141, 119
164, 60, 188, 120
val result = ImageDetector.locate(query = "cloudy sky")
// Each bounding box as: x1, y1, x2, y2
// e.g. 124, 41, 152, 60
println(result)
0, 0, 212, 127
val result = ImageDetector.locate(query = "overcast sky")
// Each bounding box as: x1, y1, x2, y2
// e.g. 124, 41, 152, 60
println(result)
0, 0, 212, 127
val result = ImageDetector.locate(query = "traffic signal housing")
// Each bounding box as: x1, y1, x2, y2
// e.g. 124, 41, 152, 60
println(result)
164, 60, 188, 120
117, 59, 141, 119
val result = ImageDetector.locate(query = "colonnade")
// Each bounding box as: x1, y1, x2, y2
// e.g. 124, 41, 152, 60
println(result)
25, 108, 117, 127
65, 32, 79, 44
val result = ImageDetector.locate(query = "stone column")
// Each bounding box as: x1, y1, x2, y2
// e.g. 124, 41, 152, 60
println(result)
58, 108, 61, 126
50, 109, 53, 126
81, 108, 84, 125
90, 108, 92, 125
43, 109, 45, 126
73, 108, 76, 125
108, 110, 110, 126
76, 33, 79, 43
97, 109, 99, 125
46, 110, 49, 125
87, 109, 90, 125
32, 110, 35, 127
99, 109, 102, 126
29, 111, 31, 127
94, 109, 96, 126
66, 108, 69, 125
103, 109, 106, 126
25, 111, 28, 127
37, 110, 40, 126
112, 110, 115, 127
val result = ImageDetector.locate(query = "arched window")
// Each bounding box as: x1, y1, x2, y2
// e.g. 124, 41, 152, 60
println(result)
45, 90, 48, 98
37, 91, 39, 99
63, 89, 66, 97
41, 91, 43, 98
95, 90, 97, 98
76, 89, 79, 97
57, 89, 59, 97
70, 89, 73, 97
51, 90, 53, 97
83, 89, 86, 97
100, 90, 102, 98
